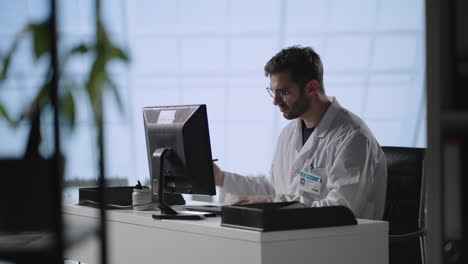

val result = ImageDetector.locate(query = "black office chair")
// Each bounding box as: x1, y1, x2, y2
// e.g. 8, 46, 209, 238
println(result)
382, 146, 426, 264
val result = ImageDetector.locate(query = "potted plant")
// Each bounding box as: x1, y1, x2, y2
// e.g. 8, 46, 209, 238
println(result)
0, 10, 129, 232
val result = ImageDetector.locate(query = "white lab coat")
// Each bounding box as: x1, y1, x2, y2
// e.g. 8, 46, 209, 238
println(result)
222, 97, 387, 220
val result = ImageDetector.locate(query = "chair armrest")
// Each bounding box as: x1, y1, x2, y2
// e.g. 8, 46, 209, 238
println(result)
389, 229, 425, 243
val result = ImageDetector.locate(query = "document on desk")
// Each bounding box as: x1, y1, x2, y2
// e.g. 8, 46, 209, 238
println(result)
184, 205, 222, 216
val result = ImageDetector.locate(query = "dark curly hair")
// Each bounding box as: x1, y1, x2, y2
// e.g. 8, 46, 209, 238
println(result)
264, 45, 324, 92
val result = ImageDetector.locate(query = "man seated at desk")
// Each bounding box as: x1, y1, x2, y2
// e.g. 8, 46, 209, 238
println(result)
213, 46, 387, 220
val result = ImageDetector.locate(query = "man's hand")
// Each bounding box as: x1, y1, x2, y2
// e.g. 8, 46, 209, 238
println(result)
232, 195, 274, 205
213, 162, 224, 187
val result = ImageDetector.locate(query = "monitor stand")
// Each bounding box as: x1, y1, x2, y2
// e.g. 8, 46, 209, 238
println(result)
151, 148, 204, 220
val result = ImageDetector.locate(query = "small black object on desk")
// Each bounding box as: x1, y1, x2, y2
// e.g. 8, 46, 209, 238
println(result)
221, 202, 357, 231
78, 186, 185, 209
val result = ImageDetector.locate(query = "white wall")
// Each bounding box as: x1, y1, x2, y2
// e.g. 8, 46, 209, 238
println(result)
0, 0, 426, 194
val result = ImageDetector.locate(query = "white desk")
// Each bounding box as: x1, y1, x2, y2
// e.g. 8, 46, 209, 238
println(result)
63, 205, 388, 264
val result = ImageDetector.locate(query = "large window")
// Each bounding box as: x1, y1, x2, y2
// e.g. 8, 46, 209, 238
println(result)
0, 0, 426, 203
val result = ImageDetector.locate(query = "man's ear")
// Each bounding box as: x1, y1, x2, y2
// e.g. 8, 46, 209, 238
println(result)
305, 80, 321, 96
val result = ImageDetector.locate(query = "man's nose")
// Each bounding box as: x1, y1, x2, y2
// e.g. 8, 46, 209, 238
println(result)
273, 94, 283, 105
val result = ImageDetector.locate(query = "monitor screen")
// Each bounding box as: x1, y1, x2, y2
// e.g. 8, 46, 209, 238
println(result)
143, 104, 216, 219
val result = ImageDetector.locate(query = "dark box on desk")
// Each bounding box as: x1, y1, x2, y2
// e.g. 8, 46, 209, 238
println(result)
78, 186, 185, 208
79, 186, 134, 207
221, 202, 357, 231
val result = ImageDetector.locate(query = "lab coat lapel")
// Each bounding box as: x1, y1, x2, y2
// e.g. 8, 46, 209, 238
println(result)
289, 119, 305, 177
290, 97, 341, 172
292, 118, 303, 154
293, 128, 316, 172
314, 97, 340, 139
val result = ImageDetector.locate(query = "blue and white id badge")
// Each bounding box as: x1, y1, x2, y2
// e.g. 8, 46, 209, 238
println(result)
299, 169, 323, 195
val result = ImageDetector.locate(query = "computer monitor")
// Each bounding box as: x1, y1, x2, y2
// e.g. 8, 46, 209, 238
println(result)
143, 104, 216, 220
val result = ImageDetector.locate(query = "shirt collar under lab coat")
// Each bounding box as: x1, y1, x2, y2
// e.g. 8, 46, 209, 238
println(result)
292, 96, 341, 152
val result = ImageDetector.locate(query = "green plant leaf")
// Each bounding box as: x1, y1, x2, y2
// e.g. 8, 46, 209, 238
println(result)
65, 44, 92, 60
23, 78, 51, 120
70, 44, 90, 55
105, 74, 124, 115
60, 89, 76, 130
31, 19, 51, 60
96, 18, 129, 64
109, 46, 130, 62
97, 18, 110, 47
0, 52, 13, 81
86, 56, 106, 125
0, 7, 133, 159
0, 103, 15, 126
61, 43, 93, 71
0, 25, 30, 82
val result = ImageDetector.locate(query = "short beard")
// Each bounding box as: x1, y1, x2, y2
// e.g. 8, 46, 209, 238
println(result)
283, 101, 308, 119
283, 91, 309, 120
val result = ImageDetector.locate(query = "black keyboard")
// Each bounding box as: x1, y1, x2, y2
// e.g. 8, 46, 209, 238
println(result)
184, 205, 222, 215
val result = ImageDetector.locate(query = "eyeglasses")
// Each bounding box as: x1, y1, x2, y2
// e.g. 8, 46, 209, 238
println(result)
266, 87, 289, 101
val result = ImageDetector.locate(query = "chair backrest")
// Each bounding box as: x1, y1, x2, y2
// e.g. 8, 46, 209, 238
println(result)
382, 146, 425, 235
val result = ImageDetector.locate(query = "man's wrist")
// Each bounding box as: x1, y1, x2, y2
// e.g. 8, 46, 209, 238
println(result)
216, 171, 225, 187
219, 171, 225, 187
